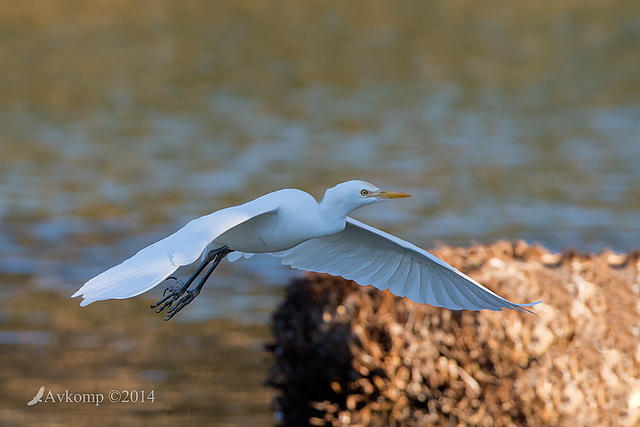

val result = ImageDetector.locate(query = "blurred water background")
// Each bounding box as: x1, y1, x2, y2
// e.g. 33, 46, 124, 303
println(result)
1, 1, 639, 425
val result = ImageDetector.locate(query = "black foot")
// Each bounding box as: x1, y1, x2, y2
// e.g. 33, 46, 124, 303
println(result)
150, 246, 232, 321
150, 277, 186, 313
163, 288, 201, 321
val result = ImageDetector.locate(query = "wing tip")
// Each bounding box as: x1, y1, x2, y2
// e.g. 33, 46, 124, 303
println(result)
71, 285, 93, 301
71, 288, 97, 306
508, 300, 542, 314
519, 300, 543, 307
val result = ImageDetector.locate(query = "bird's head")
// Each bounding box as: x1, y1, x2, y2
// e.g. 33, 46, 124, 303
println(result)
321, 180, 410, 214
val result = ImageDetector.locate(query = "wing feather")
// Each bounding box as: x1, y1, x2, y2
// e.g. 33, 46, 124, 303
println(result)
272, 217, 540, 312
449, 275, 483, 310
72, 204, 278, 306
431, 267, 453, 308
436, 267, 465, 309
406, 263, 422, 303
373, 255, 403, 290
388, 256, 412, 296
422, 267, 441, 307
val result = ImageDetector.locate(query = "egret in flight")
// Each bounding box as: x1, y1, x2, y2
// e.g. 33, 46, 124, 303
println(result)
73, 180, 539, 320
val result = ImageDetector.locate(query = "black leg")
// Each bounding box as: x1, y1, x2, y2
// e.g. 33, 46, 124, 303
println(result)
163, 250, 227, 321
150, 249, 218, 312
150, 247, 231, 316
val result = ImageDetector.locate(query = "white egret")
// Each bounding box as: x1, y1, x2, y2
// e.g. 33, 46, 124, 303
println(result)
72, 180, 539, 319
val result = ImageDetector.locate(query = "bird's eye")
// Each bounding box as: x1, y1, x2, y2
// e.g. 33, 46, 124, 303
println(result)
360, 189, 369, 196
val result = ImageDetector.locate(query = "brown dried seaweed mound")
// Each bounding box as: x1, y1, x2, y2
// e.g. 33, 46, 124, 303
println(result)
266, 241, 640, 427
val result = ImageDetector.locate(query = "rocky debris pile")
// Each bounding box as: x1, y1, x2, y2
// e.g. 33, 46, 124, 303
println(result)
266, 241, 640, 426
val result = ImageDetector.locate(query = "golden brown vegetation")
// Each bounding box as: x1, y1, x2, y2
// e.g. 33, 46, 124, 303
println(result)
268, 241, 640, 426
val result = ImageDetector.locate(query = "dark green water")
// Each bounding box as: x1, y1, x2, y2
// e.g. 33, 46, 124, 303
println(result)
1, 1, 638, 425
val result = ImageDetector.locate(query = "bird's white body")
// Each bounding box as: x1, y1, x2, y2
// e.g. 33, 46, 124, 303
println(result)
73, 180, 540, 313
213, 189, 344, 253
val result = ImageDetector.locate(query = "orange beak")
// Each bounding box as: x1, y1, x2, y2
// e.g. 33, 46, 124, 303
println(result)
369, 190, 411, 199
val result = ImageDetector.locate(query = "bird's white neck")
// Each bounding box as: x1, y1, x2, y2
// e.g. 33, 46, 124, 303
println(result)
319, 194, 355, 225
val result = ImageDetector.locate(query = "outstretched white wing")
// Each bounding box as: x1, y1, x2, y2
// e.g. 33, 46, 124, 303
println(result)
72, 204, 277, 306
272, 218, 540, 312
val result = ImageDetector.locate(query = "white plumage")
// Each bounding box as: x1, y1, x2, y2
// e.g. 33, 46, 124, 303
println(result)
273, 218, 537, 311
73, 180, 539, 316
72, 204, 276, 306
